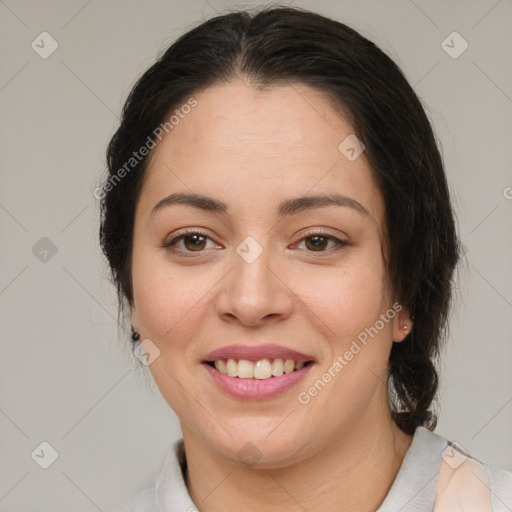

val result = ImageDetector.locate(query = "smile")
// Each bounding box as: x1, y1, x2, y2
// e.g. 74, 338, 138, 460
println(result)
202, 344, 315, 399
207, 358, 311, 380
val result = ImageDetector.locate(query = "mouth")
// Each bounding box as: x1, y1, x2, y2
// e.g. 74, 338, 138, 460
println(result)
204, 358, 314, 380
202, 344, 316, 399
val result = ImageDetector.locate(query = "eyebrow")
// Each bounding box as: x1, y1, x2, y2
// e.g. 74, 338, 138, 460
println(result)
149, 192, 370, 220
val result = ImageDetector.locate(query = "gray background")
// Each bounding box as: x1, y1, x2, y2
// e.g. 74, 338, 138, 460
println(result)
1, 0, 511, 510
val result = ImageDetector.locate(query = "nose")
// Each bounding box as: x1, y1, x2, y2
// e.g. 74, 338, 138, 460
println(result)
216, 241, 294, 328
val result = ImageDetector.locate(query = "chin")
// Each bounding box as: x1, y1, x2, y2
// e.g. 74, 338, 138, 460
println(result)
204, 419, 313, 468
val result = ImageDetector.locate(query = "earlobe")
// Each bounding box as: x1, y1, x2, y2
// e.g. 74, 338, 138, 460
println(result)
392, 308, 413, 343
131, 324, 141, 341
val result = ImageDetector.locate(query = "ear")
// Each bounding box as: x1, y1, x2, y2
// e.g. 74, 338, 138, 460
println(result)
391, 305, 413, 343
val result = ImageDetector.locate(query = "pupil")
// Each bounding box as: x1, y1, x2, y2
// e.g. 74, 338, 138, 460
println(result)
307, 236, 327, 251
186, 235, 205, 251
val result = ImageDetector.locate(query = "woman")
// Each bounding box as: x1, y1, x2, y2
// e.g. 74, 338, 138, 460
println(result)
98, 6, 512, 511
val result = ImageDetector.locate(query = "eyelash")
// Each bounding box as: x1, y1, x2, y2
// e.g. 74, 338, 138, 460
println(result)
162, 229, 347, 257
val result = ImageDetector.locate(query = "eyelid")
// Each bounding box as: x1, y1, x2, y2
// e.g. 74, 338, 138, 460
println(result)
163, 228, 221, 255
294, 227, 347, 241
291, 229, 347, 252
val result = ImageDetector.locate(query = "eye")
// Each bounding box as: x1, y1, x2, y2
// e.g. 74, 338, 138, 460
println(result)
294, 231, 346, 253
163, 229, 346, 257
163, 229, 220, 256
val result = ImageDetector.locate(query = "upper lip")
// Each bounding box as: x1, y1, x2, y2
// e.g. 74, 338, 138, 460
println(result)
204, 344, 315, 363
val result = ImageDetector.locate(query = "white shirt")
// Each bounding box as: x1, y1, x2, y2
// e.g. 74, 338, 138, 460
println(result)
116, 426, 512, 511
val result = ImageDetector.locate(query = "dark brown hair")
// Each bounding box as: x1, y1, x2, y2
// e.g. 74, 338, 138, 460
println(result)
99, 5, 460, 435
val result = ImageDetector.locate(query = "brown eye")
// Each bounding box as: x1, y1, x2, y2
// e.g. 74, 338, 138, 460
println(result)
296, 233, 345, 253
163, 230, 218, 256
304, 235, 330, 251
182, 234, 207, 251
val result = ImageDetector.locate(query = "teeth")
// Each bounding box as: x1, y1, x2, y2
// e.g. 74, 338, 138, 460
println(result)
271, 358, 284, 376
226, 358, 237, 377
212, 357, 308, 379
215, 359, 227, 374
254, 359, 272, 379
238, 359, 254, 379
283, 359, 295, 373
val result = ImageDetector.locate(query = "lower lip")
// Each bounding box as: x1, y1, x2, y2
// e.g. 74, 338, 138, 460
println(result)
203, 363, 313, 399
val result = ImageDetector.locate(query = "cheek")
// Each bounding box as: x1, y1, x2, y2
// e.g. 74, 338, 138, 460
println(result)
131, 249, 211, 345
298, 254, 389, 347
131, 253, 214, 413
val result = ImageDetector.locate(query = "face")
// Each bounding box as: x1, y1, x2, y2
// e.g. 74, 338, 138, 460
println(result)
130, 80, 410, 467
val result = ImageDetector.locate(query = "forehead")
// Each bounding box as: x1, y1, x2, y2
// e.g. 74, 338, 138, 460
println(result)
138, 79, 384, 224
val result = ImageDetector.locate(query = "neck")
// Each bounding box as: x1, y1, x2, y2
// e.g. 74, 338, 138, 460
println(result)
182, 414, 413, 512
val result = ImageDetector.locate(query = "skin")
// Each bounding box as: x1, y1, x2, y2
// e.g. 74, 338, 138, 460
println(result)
130, 79, 413, 511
